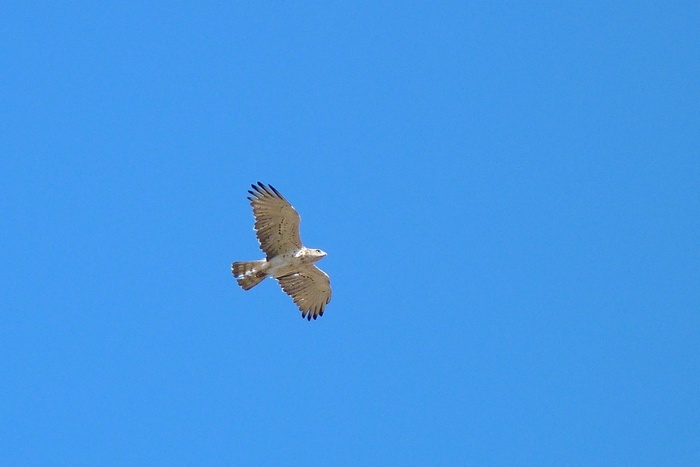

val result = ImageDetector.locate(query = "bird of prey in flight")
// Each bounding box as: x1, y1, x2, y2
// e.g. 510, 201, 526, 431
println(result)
232, 182, 332, 320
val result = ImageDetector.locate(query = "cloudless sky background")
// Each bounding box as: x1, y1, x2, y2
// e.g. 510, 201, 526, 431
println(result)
1, 2, 698, 465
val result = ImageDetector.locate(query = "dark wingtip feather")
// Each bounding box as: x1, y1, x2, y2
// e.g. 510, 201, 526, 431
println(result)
269, 184, 284, 199
250, 182, 284, 199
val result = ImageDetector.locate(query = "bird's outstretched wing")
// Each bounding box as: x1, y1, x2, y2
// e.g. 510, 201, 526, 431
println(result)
277, 265, 332, 320
248, 182, 302, 259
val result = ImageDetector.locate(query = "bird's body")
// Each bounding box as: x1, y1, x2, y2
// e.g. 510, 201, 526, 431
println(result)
232, 182, 332, 320
266, 248, 323, 276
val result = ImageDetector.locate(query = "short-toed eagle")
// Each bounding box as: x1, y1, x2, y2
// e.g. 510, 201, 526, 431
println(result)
232, 182, 332, 320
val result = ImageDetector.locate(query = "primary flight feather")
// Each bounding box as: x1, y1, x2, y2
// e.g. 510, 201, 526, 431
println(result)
231, 182, 332, 320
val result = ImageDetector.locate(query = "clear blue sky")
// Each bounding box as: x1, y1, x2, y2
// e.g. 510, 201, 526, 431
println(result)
2, 2, 698, 465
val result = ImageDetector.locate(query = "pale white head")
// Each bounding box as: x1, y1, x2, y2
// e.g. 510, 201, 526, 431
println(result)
296, 247, 327, 262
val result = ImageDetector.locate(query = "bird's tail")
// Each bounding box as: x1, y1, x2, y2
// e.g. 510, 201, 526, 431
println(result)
231, 260, 268, 290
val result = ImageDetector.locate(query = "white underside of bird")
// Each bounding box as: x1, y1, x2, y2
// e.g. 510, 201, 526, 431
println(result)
236, 247, 325, 282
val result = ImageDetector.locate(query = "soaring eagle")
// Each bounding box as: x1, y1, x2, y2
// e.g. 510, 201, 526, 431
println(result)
232, 182, 332, 320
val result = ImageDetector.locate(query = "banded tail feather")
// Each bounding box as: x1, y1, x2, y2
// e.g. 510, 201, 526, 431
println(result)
231, 260, 267, 290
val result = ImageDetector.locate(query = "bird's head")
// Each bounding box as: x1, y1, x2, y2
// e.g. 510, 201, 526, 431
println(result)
298, 247, 327, 262
311, 248, 327, 261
